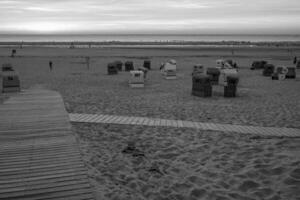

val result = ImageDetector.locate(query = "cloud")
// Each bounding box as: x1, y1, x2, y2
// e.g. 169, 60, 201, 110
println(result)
0, 0, 299, 34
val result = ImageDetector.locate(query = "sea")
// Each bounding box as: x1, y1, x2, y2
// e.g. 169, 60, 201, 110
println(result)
0, 34, 300, 43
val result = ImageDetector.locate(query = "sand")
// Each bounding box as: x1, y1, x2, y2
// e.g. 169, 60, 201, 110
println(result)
0, 45, 300, 199
0, 46, 299, 128
74, 123, 300, 200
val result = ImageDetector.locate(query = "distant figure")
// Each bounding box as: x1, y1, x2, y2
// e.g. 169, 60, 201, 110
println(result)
49, 61, 53, 71
231, 49, 234, 55
294, 56, 297, 64
70, 42, 75, 49
11, 49, 16, 57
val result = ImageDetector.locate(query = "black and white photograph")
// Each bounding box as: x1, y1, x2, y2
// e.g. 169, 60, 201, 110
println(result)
0, 0, 299, 199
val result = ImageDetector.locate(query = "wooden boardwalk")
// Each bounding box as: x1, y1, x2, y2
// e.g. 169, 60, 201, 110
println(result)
0, 89, 95, 200
70, 113, 300, 138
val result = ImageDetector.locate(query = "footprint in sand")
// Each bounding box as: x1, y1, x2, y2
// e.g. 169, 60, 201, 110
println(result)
189, 188, 207, 199
283, 176, 300, 186
289, 168, 300, 180
238, 180, 260, 192
252, 187, 274, 199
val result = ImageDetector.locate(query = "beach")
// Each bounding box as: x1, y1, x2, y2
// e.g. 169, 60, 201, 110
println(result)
74, 123, 300, 200
0, 45, 300, 199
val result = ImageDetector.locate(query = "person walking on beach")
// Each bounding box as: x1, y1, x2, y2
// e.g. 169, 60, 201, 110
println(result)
49, 61, 53, 71
11, 49, 16, 57
293, 56, 297, 64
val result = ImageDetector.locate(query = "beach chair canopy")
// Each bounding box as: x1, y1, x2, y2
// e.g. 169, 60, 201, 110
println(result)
216, 59, 225, 68
168, 59, 177, 65
164, 62, 176, 71
129, 71, 144, 83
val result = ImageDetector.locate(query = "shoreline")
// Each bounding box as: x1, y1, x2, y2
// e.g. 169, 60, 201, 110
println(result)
1, 40, 300, 48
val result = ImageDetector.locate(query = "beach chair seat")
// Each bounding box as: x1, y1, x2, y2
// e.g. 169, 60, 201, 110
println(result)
161, 60, 177, 79
143, 60, 151, 70
114, 61, 123, 71
107, 63, 118, 75
252, 60, 267, 70
263, 64, 275, 76
206, 67, 220, 85
1, 64, 20, 93
297, 61, 300, 69
285, 67, 296, 79
192, 74, 212, 97
125, 61, 134, 71
129, 71, 144, 88
219, 68, 238, 86
224, 75, 239, 97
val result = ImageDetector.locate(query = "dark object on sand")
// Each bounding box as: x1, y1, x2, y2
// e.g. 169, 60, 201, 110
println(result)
271, 72, 279, 80
148, 164, 163, 175
286, 67, 296, 79
114, 61, 123, 71
192, 74, 212, 97
143, 60, 151, 70
11, 49, 16, 57
297, 61, 300, 69
224, 75, 239, 97
1, 64, 20, 93
49, 61, 53, 71
293, 56, 297, 64
107, 63, 118, 75
125, 61, 134, 71
263, 64, 275, 76
122, 142, 145, 157
122, 142, 136, 154
251, 61, 267, 70
206, 67, 220, 85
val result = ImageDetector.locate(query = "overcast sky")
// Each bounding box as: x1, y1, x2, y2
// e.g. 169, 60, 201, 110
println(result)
0, 0, 300, 34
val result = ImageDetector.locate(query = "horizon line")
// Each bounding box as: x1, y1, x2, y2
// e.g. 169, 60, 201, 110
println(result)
1, 33, 300, 36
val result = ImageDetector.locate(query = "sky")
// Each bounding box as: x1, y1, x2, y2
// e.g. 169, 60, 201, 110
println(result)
0, 0, 300, 34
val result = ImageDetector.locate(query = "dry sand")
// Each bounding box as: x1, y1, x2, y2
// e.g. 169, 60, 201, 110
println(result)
0, 46, 300, 199
0, 46, 299, 128
74, 123, 300, 200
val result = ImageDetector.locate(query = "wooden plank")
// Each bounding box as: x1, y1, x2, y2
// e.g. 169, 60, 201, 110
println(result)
0, 171, 88, 185
0, 183, 91, 199
0, 174, 88, 190
5, 188, 94, 200
0, 89, 94, 200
